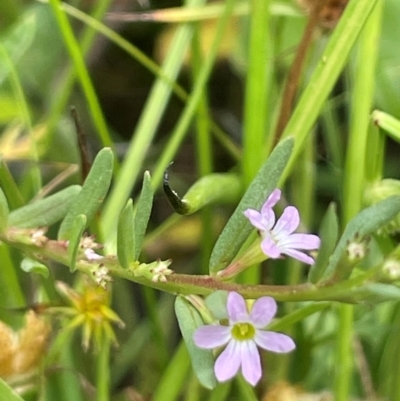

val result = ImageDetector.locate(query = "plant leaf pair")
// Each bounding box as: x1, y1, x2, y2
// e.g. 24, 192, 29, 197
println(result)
117, 171, 153, 268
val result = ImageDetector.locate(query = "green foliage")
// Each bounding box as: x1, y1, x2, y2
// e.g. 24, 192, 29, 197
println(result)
8, 185, 81, 228
205, 290, 228, 320
0, 187, 9, 233
308, 203, 339, 284
133, 171, 153, 260
20, 256, 49, 278
372, 110, 400, 142
209, 137, 294, 274
67, 214, 87, 273
174, 296, 216, 389
0, 378, 25, 401
58, 148, 113, 240
322, 196, 400, 282
117, 199, 135, 269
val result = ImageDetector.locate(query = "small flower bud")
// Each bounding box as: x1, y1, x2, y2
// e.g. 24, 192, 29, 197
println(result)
93, 265, 112, 289
347, 241, 367, 262
382, 259, 400, 281
364, 179, 400, 235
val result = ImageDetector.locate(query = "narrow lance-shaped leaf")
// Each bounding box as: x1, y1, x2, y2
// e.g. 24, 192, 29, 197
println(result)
8, 185, 81, 228
174, 296, 217, 390
133, 171, 153, 260
308, 203, 339, 284
0, 188, 9, 233
67, 214, 87, 273
0, 157, 24, 209
372, 110, 400, 143
0, 377, 25, 401
117, 199, 135, 269
343, 283, 400, 304
321, 195, 400, 282
209, 137, 294, 274
20, 257, 49, 278
58, 148, 114, 240
164, 172, 241, 215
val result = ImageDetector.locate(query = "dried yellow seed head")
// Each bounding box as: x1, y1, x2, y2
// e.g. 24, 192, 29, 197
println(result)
0, 311, 51, 382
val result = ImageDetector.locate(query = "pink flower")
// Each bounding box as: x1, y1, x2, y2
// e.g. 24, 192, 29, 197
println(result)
193, 292, 295, 386
244, 189, 320, 265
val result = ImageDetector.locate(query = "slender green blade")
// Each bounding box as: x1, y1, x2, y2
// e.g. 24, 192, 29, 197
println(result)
209, 137, 294, 274
308, 203, 339, 284
117, 199, 135, 269
322, 196, 400, 282
0, 377, 25, 401
174, 296, 217, 389
133, 171, 153, 260
0, 188, 9, 233
68, 214, 87, 272
8, 185, 81, 228
58, 148, 113, 239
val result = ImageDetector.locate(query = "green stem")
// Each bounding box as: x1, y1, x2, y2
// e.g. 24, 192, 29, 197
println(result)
1, 229, 384, 302
279, 0, 378, 184
334, 304, 354, 400
240, 0, 271, 285
191, 25, 214, 274
152, 341, 191, 401
96, 336, 111, 401
44, 0, 114, 147
48, 0, 115, 155
336, 2, 383, 400
0, 44, 41, 193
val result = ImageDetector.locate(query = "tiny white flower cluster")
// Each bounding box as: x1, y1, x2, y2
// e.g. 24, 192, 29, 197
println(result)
81, 235, 104, 261
30, 228, 48, 246
150, 260, 173, 282
93, 265, 112, 289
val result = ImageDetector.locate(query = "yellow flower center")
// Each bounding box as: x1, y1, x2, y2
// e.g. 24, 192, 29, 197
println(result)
231, 323, 255, 341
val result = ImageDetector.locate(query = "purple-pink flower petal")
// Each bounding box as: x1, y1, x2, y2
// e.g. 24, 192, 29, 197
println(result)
261, 237, 281, 259
214, 340, 241, 382
250, 297, 277, 328
273, 206, 299, 237
279, 233, 321, 250
263, 189, 281, 211
241, 341, 262, 386
281, 248, 315, 265
227, 292, 249, 323
243, 209, 267, 231
255, 331, 296, 353
193, 325, 231, 349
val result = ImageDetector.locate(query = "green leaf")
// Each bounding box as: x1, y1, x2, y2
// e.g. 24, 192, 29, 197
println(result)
174, 296, 217, 389
346, 283, 400, 303
20, 257, 49, 278
205, 290, 228, 320
117, 199, 135, 269
268, 302, 330, 331
322, 195, 400, 282
209, 137, 294, 274
67, 214, 87, 273
0, 377, 25, 401
308, 203, 339, 284
0, 157, 24, 209
133, 171, 153, 260
0, 12, 35, 86
0, 188, 9, 233
372, 110, 400, 143
8, 185, 81, 228
58, 148, 113, 240
164, 173, 241, 215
